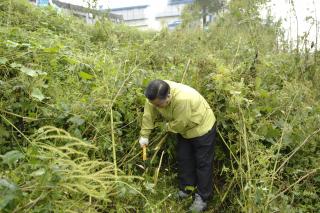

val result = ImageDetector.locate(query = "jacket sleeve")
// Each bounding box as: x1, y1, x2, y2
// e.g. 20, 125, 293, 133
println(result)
140, 100, 159, 138
167, 99, 192, 133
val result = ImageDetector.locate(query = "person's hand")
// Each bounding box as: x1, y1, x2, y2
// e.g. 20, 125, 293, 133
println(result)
139, 137, 149, 147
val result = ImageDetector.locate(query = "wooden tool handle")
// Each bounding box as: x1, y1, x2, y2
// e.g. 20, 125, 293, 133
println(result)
142, 145, 147, 161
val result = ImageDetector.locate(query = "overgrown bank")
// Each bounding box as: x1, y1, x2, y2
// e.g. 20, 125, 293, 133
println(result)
0, 0, 319, 212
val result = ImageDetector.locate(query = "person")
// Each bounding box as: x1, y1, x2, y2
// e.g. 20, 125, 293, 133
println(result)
139, 79, 217, 212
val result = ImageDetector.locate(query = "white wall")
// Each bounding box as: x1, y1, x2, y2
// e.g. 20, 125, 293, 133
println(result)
103, 0, 183, 30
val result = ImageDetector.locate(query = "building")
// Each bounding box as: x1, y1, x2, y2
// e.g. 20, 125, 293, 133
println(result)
29, 0, 123, 24
52, 0, 123, 24
155, 0, 193, 29
104, 5, 149, 28
104, 0, 213, 30
104, 0, 195, 30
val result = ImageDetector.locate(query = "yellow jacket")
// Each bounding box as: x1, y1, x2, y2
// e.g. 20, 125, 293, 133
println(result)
140, 80, 216, 139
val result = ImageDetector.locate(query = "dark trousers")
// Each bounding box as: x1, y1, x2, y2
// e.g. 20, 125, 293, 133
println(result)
176, 124, 216, 201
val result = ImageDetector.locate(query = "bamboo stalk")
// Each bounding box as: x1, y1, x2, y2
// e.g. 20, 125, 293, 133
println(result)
150, 134, 167, 163
153, 151, 165, 186
181, 59, 191, 83
217, 129, 240, 165
110, 107, 118, 177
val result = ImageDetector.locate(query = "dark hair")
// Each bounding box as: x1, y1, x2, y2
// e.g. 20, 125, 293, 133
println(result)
144, 80, 170, 101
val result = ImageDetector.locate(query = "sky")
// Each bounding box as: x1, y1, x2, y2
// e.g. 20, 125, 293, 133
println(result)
267, 0, 319, 46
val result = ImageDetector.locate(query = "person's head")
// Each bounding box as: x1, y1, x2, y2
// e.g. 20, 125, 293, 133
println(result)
145, 80, 171, 108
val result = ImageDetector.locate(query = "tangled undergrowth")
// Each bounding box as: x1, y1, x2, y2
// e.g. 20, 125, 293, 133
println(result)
0, 0, 319, 212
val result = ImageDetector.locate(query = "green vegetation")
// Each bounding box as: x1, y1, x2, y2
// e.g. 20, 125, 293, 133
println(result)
0, 0, 319, 212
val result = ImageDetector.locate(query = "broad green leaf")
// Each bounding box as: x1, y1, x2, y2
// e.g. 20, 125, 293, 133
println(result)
5, 40, 19, 48
31, 88, 45, 101
63, 56, 77, 64
30, 168, 46, 177
0, 179, 20, 210
79, 71, 94, 80
0, 57, 8, 65
0, 125, 9, 138
10, 62, 22, 68
0, 179, 18, 191
43, 46, 60, 53
0, 150, 24, 167
20, 66, 47, 77
68, 116, 85, 126
20, 67, 37, 76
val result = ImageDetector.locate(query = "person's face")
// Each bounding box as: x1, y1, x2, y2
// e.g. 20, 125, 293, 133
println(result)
149, 95, 171, 108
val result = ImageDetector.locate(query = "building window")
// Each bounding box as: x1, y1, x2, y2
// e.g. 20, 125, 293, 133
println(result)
112, 7, 146, 21
169, 0, 193, 5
